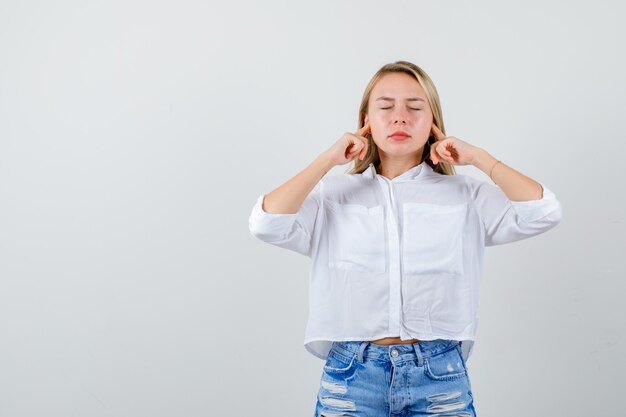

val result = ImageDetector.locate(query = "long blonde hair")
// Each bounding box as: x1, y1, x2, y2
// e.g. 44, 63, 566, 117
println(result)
348, 60, 456, 176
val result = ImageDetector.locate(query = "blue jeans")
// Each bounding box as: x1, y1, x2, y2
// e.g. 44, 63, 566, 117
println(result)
314, 339, 477, 417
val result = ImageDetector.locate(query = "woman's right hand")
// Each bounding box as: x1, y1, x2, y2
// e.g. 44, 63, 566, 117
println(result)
323, 121, 371, 167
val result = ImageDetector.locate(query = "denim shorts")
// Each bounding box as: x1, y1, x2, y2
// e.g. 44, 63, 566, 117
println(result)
314, 339, 477, 417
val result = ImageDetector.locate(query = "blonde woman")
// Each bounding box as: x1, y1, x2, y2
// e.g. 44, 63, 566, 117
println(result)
248, 60, 562, 417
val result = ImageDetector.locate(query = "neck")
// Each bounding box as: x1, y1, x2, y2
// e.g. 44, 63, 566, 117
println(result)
375, 150, 424, 180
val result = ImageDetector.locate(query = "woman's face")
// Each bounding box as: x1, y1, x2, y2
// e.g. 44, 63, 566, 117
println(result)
364, 72, 434, 159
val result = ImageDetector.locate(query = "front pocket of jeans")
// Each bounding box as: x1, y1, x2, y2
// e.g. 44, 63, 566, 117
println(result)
323, 349, 358, 375
424, 346, 467, 381
326, 202, 386, 274
402, 202, 467, 275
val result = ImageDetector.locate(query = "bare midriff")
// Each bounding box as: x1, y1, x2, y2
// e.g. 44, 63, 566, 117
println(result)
370, 336, 420, 345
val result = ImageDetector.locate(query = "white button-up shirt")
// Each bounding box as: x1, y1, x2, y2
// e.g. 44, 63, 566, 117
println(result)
248, 161, 563, 362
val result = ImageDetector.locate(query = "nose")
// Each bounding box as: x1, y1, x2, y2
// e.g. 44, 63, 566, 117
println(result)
392, 108, 408, 124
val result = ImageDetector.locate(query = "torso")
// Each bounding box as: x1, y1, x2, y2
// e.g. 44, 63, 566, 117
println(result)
370, 336, 420, 345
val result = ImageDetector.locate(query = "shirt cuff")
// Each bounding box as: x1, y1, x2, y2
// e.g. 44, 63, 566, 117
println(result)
509, 182, 561, 223
248, 194, 299, 237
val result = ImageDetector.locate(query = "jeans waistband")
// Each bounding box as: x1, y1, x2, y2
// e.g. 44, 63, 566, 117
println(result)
330, 339, 461, 366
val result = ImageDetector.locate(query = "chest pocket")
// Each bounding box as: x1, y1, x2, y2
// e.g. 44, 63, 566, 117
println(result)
326, 202, 386, 274
402, 202, 467, 275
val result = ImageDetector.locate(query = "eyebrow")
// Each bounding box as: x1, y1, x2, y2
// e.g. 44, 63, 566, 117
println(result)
375, 96, 426, 103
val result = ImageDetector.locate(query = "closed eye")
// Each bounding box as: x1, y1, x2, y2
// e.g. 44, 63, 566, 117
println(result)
381, 107, 420, 110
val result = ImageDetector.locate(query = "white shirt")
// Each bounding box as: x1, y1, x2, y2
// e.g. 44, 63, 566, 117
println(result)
248, 161, 563, 362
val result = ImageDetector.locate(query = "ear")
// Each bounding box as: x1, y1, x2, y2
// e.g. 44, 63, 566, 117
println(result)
364, 114, 369, 125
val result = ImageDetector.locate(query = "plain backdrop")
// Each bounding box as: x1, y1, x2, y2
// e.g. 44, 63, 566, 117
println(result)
1, 0, 624, 416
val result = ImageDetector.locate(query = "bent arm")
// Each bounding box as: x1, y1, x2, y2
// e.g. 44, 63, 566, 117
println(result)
468, 149, 563, 246
248, 152, 334, 256
472, 148, 544, 201
263, 152, 335, 214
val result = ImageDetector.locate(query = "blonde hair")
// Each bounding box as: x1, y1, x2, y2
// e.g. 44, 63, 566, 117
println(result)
348, 60, 456, 176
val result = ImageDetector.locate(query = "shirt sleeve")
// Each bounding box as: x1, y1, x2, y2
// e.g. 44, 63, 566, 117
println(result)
248, 181, 323, 257
469, 179, 563, 247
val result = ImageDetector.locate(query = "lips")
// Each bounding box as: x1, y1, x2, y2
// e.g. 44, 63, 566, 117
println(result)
389, 131, 410, 139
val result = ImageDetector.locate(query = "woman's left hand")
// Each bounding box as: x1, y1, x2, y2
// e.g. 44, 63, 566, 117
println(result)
430, 124, 482, 166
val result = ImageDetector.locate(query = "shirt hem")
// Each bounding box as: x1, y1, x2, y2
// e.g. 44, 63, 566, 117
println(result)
304, 334, 476, 361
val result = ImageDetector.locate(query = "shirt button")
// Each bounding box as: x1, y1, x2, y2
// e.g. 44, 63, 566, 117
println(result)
391, 349, 399, 357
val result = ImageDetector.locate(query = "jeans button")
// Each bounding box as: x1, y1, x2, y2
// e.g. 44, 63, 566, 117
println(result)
391, 348, 399, 357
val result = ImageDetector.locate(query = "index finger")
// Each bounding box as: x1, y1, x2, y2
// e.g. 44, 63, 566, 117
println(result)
357, 120, 371, 136
431, 123, 446, 141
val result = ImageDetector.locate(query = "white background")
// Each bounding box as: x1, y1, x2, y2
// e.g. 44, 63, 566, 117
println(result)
1, 0, 624, 416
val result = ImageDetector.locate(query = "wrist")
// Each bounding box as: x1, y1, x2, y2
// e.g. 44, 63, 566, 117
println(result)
472, 148, 498, 174
316, 151, 337, 174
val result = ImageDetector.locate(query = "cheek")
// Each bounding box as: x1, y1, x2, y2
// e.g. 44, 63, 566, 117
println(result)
414, 114, 433, 133
422, 111, 434, 125
417, 117, 431, 129
369, 117, 386, 137
371, 113, 387, 124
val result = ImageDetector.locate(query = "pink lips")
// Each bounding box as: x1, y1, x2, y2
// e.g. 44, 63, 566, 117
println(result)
389, 131, 410, 140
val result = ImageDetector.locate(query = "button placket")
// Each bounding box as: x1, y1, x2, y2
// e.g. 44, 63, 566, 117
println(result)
376, 175, 402, 336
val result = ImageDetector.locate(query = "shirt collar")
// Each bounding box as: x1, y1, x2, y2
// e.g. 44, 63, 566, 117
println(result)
361, 160, 432, 181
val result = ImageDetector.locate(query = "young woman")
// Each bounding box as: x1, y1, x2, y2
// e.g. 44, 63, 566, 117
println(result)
248, 60, 562, 417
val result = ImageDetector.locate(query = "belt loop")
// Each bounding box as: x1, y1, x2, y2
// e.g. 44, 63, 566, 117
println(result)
357, 341, 369, 363
412, 341, 424, 366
